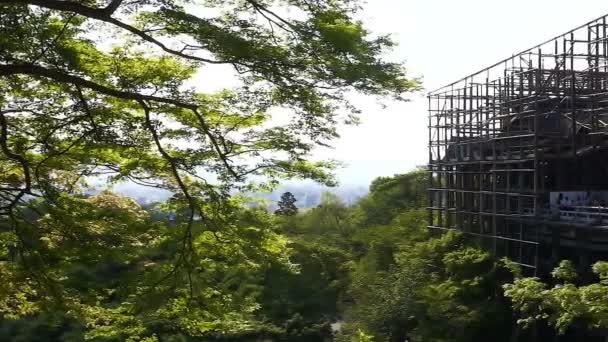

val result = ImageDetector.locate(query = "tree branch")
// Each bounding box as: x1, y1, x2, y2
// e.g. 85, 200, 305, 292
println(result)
0, 110, 32, 211
32, 13, 76, 64
0, 63, 199, 109
0, 0, 237, 65
191, 109, 240, 179
102, 0, 123, 15
73, 84, 100, 138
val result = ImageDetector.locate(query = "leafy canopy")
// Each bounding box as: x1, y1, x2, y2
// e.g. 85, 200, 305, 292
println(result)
505, 260, 608, 335
0, 0, 419, 340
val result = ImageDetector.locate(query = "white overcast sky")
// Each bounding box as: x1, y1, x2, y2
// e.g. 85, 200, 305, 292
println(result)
311, 0, 608, 185
192, 1, 608, 186
113, 1, 608, 199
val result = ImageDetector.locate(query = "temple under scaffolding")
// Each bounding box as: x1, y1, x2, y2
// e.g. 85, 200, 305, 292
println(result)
428, 14, 608, 273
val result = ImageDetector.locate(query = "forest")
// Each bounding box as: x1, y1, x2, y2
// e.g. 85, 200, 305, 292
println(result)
6, 168, 608, 341
0, 167, 516, 341
0, 168, 605, 342
2, 0, 608, 341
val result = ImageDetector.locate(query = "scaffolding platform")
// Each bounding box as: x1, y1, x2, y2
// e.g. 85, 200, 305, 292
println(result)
428, 14, 608, 272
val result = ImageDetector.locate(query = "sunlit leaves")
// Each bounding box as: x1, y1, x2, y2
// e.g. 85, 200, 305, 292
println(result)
0, 266, 40, 320
1, 0, 419, 339
504, 261, 608, 334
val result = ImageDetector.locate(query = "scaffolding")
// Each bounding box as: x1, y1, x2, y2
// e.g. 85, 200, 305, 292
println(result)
428, 14, 608, 270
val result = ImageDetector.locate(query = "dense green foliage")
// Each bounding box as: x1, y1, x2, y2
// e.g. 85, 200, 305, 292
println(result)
505, 260, 608, 335
0, 0, 420, 340
3, 1, 599, 341
1, 164, 524, 341
263, 170, 517, 342
1, 191, 294, 341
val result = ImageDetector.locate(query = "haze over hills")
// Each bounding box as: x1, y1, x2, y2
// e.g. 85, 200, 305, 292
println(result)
90, 160, 407, 208
91, 178, 370, 209
256, 182, 369, 209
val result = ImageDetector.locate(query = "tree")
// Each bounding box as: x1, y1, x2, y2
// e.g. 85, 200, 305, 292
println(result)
264, 191, 355, 335
275, 191, 298, 216
355, 169, 428, 226
504, 260, 608, 336
264, 171, 517, 342
344, 231, 515, 342
0, 0, 419, 339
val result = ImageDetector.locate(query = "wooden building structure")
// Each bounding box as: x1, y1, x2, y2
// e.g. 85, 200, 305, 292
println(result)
428, 14, 608, 273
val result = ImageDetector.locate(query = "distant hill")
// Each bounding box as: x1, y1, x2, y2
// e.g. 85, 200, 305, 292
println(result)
255, 182, 369, 209
95, 180, 368, 209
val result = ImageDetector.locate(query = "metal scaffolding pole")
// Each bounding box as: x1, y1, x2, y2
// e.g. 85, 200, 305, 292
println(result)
427, 14, 608, 270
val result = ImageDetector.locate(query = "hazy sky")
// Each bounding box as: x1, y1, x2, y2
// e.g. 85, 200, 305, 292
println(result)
113, 1, 608, 200
318, 0, 608, 185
